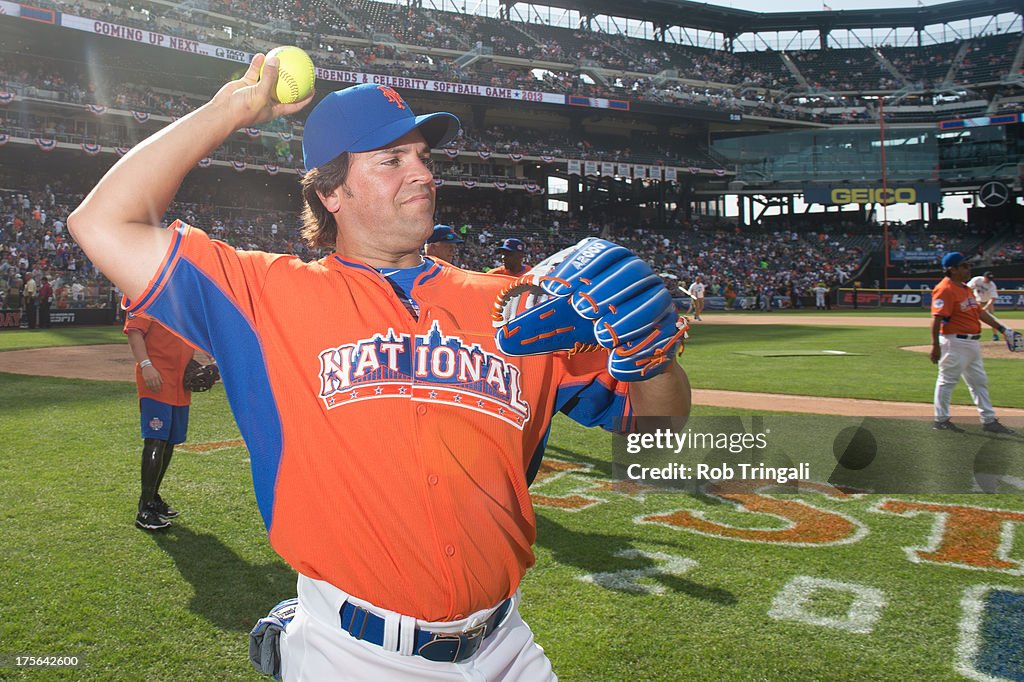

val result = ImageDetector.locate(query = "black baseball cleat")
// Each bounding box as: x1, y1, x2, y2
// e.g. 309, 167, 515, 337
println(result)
983, 420, 1016, 435
135, 506, 171, 531
994, 334, 1001, 342
933, 420, 966, 433
152, 495, 180, 520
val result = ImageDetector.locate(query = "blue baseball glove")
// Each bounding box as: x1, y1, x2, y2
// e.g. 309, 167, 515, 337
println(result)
492, 238, 687, 381
248, 597, 297, 679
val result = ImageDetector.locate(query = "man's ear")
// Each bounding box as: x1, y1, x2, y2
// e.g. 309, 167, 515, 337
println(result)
316, 187, 344, 214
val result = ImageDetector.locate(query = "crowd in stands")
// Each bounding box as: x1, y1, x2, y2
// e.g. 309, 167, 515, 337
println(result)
613, 220, 873, 308
6, 165, 1024, 322
992, 237, 1024, 265
792, 48, 902, 93
1, 51, 727, 170
5, 0, 1024, 321
22, 0, 1024, 127
956, 33, 1020, 85
882, 43, 957, 89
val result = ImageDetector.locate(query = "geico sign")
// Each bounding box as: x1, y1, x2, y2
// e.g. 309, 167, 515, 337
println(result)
830, 187, 917, 205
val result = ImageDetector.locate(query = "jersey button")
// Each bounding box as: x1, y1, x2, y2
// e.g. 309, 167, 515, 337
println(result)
427, 474, 439, 486
416, 405, 427, 415
445, 545, 455, 557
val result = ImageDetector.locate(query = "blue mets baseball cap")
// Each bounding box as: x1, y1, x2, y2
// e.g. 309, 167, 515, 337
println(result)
941, 252, 967, 269
427, 224, 464, 244
496, 238, 526, 253
302, 83, 461, 171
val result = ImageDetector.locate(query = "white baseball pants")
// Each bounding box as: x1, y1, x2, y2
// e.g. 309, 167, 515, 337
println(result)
280, 575, 556, 681
933, 335, 997, 423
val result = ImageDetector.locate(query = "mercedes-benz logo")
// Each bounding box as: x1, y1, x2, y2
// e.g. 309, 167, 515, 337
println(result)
978, 181, 1010, 207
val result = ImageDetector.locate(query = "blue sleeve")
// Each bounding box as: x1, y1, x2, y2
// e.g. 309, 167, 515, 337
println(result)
555, 370, 632, 434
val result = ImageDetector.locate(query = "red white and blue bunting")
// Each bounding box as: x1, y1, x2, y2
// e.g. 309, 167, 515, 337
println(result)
0, 134, 8, 146
198, 157, 212, 168
115, 146, 131, 156
278, 132, 293, 141
433, 178, 445, 188
264, 164, 279, 175
524, 182, 540, 194
87, 104, 106, 115
509, 153, 523, 163
477, 150, 490, 160
245, 127, 261, 138
461, 180, 477, 189
35, 137, 57, 152
444, 149, 459, 158
0, 92, 15, 105
494, 181, 507, 191
232, 161, 246, 172
81, 142, 102, 156
131, 111, 150, 123
689, 167, 700, 175
540, 155, 554, 164
713, 168, 726, 177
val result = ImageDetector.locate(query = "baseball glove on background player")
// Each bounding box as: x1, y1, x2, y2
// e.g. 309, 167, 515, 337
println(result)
1006, 328, 1024, 352
493, 238, 687, 381
182, 359, 221, 392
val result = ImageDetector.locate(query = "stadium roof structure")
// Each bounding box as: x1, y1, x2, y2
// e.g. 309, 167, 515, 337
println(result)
501, 0, 1023, 37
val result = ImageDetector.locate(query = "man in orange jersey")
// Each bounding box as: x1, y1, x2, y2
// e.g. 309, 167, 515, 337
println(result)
124, 313, 196, 530
69, 57, 689, 681
489, 237, 528, 276
930, 252, 1014, 434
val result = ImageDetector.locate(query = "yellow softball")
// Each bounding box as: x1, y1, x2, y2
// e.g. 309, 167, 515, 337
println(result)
260, 46, 315, 103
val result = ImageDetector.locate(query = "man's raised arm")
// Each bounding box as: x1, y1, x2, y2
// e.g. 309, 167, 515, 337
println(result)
67, 54, 312, 301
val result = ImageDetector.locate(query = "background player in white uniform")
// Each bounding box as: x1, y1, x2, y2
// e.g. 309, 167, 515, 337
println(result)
813, 283, 828, 310
689, 276, 706, 321
967, 271, 999, 341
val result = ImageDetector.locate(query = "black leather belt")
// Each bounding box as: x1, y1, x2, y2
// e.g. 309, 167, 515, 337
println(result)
954, 334, 981, 340
339, 598, 513, 663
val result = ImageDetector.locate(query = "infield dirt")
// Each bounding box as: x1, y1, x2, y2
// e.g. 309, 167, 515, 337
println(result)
4, 317, 1022, 418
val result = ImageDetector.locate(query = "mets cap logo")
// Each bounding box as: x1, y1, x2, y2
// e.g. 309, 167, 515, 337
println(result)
377, 85, 406, 109
148, 417, 164, 431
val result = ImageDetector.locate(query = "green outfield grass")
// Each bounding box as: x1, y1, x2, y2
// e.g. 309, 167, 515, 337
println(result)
0, 326, 124, 352
706, 309, 1024, 319
684, 324, 1024, 408
2, 327, 1023, 681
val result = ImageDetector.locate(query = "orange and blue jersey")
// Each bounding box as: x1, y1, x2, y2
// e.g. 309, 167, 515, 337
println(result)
126, 221, 631, 621
931, 276, 982, 335
124, 313, 194, 406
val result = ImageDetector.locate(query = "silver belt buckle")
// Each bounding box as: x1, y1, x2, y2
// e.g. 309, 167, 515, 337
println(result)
420, 622, 487, 662
461, 622, 488, 640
